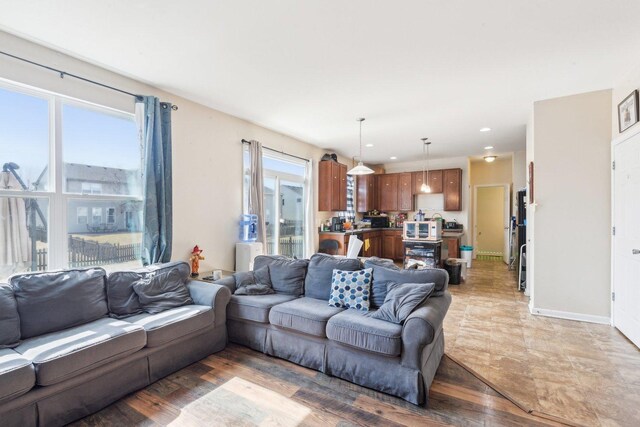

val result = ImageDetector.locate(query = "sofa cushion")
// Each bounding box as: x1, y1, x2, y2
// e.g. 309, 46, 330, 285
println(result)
253, 256, 309, 296
14, 317, 146, 386
305, 254, 362, 300
124, 304, 213, 347
328, 268, 372, 312
133, 267, 193, 314
0, 348, 34, 404
0, 285, 20, 348
326, 309, 403, 356
10, 268, 109, 339
269, 297, 344, 337
107, 261, 190, 318
228, 294, 298, 323
369, 282, 435, 324
365, 263, 449, 308
233, 266, 274, 295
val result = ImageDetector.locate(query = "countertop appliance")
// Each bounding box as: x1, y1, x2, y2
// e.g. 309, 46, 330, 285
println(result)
444, 220, 463, 231
331, 217, 345, 232
363, 216, 390, 229
403, 220, 442, 241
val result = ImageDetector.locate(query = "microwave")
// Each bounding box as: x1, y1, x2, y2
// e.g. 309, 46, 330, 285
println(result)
403, 221, 442, 241
363, 216, 390, 229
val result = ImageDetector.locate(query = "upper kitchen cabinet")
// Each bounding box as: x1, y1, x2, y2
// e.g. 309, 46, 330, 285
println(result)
443, 168, 462, 211
398, 172, 414, 211
378, 174, 399, 212
356, 174, 376, 212
413, 170, 443, 194
319, 160, 347, 211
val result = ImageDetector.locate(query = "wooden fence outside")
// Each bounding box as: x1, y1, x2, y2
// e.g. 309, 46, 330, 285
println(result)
267, 236, 304, 258
36, 237, 141, 270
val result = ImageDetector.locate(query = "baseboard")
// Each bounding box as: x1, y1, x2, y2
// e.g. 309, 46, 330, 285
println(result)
530, 307, 611, 325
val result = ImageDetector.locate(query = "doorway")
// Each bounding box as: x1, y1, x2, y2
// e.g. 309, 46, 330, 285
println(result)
612, 129, 640, 348
473, 184, 510, 263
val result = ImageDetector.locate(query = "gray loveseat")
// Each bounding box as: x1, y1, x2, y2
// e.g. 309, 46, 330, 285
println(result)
216, 254, 451, 405
0, 261, 231, 427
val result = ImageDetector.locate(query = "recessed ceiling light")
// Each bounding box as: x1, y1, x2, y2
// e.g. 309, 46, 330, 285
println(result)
480, 127, 491, 132
365, 143, 374, 147
390, 156, 397, 160
484, 155, 497, 163
484, 146, 494, 150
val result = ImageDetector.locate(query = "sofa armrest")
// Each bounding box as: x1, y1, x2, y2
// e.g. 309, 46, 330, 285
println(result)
187, 280, 232, 327
400, 291, 452, 370
213, 276, 236, 294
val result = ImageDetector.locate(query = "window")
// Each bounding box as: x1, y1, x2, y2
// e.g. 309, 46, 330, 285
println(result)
107, 207, 116, 224
81, 182, 102, 194
0, 80, 143, 281
77, 207, 88, 224
243, 147, 309, 258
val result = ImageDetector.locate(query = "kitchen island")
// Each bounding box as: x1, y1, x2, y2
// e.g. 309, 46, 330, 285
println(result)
319, 228, 404, 259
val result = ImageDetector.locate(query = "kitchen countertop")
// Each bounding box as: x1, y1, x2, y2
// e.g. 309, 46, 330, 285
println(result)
442, 230, 465, 238
319, 227, 403, 235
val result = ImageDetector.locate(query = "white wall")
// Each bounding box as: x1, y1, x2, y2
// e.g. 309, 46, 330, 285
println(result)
529, 89, 612, 322
525, 113, 535, 299
383, 157, 470, 245
0, 31, 341, 271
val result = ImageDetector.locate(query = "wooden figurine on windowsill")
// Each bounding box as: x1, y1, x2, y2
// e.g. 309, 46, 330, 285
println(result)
189, 245, 205, 277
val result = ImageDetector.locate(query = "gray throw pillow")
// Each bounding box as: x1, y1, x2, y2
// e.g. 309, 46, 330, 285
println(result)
0, 284, 21, 348
369, 282, 435, 324
305, 253, 362, 300
106, 261, 190, 318
10, 268, 108, 339
254, 256, 309, 296
233, 266, 274, 295
132, 268, 193, 314
367, 264, 449, 308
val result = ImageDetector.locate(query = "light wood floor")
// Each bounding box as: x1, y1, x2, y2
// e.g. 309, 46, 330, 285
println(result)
73, 344, 565, 426
445, 260, 640, 427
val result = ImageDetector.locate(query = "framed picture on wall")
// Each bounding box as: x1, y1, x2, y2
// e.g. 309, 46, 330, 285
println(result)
618, 90, 639, 133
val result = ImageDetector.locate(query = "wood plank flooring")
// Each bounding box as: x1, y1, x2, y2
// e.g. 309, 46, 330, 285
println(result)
73, 344, 565, 426
445, 260, 640, 427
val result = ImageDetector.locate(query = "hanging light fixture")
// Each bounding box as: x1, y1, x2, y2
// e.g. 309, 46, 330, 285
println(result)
347, 118, 375, 175
420, 138, 432, 193
484, 155, 497, 163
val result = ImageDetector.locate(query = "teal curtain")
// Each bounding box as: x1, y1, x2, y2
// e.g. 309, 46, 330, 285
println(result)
138, 96, 173, 265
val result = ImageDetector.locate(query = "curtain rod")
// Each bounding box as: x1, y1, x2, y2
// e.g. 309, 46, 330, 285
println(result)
0, 50, 178, 110
241, 139, 310, 163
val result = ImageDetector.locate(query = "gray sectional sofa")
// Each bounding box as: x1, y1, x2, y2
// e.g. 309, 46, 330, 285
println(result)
0, 261, 231, 427
217, 254, 451, 405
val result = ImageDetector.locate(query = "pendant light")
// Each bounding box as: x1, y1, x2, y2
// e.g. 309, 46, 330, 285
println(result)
347, 118, 375, 175
420, 138, 432, 193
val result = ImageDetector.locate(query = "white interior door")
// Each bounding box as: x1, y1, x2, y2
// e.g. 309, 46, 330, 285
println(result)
613, 132, 640, 348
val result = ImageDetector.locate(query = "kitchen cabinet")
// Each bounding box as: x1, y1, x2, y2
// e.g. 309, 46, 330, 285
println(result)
443, 236, 460, 259
362, 230, 382, 258
382, 231, 396, 259
413, 170, 443, 194
378, 174, 399, 212
382, 229, 404, 261
394, 232, 404, 260
318, 161, 347, 211
398, 172, 414, 211
356, 174, 376, 213
443, 168, 462, 211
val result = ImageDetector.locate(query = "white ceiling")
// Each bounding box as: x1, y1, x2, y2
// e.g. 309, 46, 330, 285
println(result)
1, 0, 640, 163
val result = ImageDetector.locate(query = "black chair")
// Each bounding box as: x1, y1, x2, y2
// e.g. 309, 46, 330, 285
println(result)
318, 239, 339, 255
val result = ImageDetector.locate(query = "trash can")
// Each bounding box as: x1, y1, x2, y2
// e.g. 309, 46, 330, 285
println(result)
444, 259, 462, 285
451, 258, 467, 281
460, 245, 473, 268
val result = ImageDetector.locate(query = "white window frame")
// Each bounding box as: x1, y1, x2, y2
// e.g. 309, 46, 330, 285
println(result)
0, 78, 142, 271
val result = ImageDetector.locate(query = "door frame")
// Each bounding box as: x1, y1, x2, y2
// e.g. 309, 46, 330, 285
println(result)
611, 125, 640, 328
472, 183, 511, 262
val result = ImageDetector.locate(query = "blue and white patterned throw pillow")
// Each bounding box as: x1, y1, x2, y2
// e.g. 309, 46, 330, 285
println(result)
328, 268, 372, 311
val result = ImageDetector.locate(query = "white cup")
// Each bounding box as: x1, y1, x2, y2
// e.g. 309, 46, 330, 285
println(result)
213, 270, 222, 281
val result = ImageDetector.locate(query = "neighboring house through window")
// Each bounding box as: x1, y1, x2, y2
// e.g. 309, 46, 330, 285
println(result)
0, 80, 145, 281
